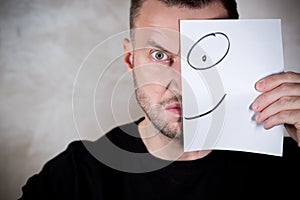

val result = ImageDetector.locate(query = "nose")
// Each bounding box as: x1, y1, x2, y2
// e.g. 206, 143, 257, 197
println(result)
166, 55, 182, 95
172, 55, 182, 74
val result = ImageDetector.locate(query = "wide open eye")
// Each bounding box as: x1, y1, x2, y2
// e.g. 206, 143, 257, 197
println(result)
150, 50, 169, 61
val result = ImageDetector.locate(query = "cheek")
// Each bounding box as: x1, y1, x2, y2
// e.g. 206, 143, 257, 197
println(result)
133, 66, 169, 88
133, 62, 174, 88
139, 84, 165, 94
137, 85, 166, 102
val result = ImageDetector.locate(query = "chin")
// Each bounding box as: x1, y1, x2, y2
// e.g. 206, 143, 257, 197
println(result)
162, 122, 183, 140
167, 114, 182, 123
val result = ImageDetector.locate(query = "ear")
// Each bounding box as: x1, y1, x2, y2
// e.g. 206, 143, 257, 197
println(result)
123, 38, 133, 70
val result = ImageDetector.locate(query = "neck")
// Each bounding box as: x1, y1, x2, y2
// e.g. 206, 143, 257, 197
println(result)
138, 118, 212, 161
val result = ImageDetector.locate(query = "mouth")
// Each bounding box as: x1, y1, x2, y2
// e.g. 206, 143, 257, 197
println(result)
165, 103, 182, 116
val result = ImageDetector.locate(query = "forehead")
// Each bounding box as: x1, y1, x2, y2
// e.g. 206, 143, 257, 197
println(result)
135, 0, 229, 31
132, 1, 229, 53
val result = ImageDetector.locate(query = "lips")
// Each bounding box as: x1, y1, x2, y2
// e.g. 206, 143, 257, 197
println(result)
165, 103, 182, 116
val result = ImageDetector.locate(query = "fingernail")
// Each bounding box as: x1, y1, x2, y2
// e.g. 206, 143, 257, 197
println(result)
252, 102, 259, 111
257, 80, 265, 90
255, 113, 260, 122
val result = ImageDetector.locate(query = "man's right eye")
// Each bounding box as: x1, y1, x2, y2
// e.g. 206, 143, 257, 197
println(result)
150, 50, 170, 62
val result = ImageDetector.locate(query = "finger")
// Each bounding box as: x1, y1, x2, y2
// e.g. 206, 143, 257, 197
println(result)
262, 110, 300, 130
252, 82, 300, 112
256, 96, 300, 123
255, 71, 300, 92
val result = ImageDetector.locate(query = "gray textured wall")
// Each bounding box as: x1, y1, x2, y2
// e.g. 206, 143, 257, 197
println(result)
0, 0, 299, 199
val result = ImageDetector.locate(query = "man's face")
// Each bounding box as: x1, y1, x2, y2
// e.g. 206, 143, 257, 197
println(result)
127, 0, 228, 139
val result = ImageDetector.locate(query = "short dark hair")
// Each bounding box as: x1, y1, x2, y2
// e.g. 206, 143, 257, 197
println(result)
129, 0, 239, 29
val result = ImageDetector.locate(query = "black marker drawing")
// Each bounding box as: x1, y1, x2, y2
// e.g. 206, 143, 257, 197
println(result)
184, 32, 230, 120
185, 94, 227, 120
187, 32, 230, 70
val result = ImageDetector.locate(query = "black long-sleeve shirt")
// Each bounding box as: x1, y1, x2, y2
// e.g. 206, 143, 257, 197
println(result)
19, 119, 300, 200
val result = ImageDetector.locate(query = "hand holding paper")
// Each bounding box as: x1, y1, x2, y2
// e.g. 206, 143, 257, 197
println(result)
252, 72, 300, 147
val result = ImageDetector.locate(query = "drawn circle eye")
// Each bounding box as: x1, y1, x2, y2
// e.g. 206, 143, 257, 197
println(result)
187, 32, 230, 70
151, 50, 168, 61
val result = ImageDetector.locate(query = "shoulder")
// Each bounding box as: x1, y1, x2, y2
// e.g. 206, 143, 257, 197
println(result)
19, 140, 104, 200
28, 139, 96, 174
41, 117, 145, 169
37, 118, 145, 173
36, 140, 95, 171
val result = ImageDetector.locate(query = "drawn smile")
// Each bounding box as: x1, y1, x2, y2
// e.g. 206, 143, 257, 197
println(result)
184, 93, 226, 120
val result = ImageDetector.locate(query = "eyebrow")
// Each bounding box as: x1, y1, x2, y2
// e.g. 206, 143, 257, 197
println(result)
146, 40, 176, 54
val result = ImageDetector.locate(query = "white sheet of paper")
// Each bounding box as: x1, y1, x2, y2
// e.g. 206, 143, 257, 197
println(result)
180, 19, 285, 156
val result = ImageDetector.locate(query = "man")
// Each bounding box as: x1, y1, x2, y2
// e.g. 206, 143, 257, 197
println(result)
19, 0, 300, 199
